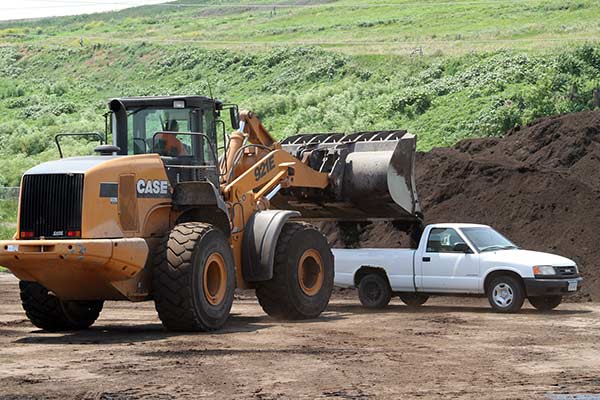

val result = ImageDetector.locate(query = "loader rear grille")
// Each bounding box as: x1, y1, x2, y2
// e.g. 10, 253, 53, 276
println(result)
19, 174, 84, 239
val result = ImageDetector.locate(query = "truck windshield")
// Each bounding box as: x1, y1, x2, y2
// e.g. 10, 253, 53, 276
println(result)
460, 227, 518, 252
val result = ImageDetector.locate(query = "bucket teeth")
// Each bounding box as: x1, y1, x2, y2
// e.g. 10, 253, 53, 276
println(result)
278, 131, 422, 223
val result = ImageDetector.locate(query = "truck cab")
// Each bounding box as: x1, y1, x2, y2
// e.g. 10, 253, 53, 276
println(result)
334, 223, 582, 312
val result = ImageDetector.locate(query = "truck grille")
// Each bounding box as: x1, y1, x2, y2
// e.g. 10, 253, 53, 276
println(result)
19, 174, 84, 239
554, 266, 579, 278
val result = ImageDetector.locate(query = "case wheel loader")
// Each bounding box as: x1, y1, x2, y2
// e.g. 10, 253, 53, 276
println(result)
0, 95, 422, 332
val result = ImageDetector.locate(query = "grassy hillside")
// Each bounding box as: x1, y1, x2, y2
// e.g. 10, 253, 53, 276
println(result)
0, 1, 598, 191
2, 0, 600, 54
1, 42, 599, 188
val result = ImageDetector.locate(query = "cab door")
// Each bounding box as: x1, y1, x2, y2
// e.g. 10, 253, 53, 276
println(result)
417, 227, 480, 293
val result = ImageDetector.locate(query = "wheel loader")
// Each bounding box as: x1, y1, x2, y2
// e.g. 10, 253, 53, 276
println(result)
0, 95, 422, 332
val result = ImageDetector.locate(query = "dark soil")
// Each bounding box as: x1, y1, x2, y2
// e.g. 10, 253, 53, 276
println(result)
341, 111, 600, 301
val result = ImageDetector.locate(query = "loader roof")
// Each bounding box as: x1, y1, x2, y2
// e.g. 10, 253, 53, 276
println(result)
108, 95, 222, 111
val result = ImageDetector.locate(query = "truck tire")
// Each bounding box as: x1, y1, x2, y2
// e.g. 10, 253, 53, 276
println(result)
358, 273, 392, 309
255, 222, 333, 320
19, 281, 103, 331
152, 222, 236, 332
529, 295, 562, 311
487, 275, 525, 313
399, 293, 429, 307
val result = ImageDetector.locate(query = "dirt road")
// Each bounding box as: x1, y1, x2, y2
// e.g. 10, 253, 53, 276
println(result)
1, 274, 599, 399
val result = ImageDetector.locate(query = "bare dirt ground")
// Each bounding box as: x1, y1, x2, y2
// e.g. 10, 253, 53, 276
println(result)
1, 274, 600, 400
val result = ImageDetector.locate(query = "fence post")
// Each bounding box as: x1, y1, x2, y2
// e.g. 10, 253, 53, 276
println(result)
593, 87, 600, 109
0, 187, 19, 200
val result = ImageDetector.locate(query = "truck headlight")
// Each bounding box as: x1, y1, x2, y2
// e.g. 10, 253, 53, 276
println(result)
533, 265, 555, 275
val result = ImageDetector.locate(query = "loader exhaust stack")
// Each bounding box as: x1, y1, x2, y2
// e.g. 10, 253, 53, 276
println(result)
276, 131, 422, 222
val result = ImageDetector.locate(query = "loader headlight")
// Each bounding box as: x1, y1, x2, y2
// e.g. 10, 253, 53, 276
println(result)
533, 265, 555, 275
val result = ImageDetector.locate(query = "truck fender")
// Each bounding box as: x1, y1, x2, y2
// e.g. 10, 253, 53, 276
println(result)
482, 267, 525, 293
242, 210, 301, 282
354, 265, 391, 289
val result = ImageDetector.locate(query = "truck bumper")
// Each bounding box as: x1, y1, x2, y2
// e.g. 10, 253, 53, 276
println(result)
0, 238, 150, 301
523, 277, 583, 297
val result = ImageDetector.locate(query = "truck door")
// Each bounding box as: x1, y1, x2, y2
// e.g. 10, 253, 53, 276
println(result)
416, 227, 479, 293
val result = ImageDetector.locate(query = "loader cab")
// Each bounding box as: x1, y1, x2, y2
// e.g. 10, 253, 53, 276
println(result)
108, 96, 233, 186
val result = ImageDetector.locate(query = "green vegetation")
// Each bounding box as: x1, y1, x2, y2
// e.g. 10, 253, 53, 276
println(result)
1, 0, 600, 54
0, 199, 17, 240
0, 1, 598, 240
0, 43, 599, 189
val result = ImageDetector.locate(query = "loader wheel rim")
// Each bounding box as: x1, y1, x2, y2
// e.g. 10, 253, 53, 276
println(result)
203, 253, 227, 306
298, 249, 324, 297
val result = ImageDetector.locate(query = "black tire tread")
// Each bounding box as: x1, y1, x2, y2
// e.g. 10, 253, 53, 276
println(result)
487, 275, 525, 313
529, 295, 562, 311
255, 222, 333, 320
152, 223, 208, 331
152, 222, 233, 332
19, 281, 102, 331
358, 273, 392, 309
398, 292, 429, 307
256, 222, 305, 319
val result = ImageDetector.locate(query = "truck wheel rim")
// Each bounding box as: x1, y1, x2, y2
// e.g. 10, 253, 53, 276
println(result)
364, 282, 381, 303
203, 253, 227, 306
298, 249, 324, 297
492, 283, 513, 307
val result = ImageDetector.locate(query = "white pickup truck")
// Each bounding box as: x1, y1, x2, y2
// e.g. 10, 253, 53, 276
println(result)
333, 223, 582, 312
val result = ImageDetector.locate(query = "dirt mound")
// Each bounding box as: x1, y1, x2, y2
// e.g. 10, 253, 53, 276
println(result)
352, 111, 600, 300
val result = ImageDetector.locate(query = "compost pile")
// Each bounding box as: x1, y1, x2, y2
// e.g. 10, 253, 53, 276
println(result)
345, 111, 600, 301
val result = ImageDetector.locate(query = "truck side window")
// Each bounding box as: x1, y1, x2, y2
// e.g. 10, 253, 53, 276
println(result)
426, 228, 466, 253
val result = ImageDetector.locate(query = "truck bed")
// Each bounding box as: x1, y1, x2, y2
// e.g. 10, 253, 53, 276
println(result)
332, 248, 416, 291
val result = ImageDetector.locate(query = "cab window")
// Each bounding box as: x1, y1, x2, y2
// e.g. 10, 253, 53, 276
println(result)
426, 228, 468, 253
128, 108, 193, 155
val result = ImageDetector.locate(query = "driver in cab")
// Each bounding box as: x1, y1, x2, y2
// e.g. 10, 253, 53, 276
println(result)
156, 120, 186, 156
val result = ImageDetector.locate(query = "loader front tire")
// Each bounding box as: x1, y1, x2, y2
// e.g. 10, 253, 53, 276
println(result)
19, 281, 103, 331
152, 222, 236, 332
255, 222, 334, 320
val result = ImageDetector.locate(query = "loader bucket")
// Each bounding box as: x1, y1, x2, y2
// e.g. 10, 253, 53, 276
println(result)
274, 131, 422, 223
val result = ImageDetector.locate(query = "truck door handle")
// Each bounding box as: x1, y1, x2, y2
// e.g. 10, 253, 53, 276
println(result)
422, 257, 431, 262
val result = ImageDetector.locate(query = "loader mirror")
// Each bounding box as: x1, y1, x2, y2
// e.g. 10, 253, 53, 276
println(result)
229, 107, 240, 130
94, 144, 121, 156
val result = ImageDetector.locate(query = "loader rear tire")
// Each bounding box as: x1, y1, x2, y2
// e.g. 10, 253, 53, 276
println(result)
255, 222, 333, 320
152, 222, 235, 332
19, 281, 103, 331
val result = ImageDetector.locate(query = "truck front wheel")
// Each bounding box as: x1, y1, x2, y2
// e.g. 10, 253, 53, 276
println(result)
487, 275, 525, 313
358, 274, 391, 309
529, 295, 562, 311
399, 293, 429, 307
19, 281, 103, 331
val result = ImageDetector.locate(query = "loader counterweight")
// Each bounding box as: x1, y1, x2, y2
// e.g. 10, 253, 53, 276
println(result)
0, 238, 150, 300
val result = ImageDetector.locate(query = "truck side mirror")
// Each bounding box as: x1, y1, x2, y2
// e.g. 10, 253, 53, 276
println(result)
453, 242, 472, 253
